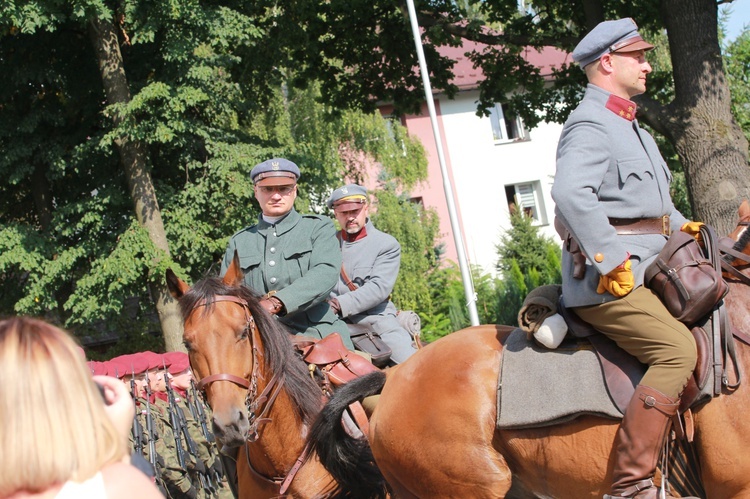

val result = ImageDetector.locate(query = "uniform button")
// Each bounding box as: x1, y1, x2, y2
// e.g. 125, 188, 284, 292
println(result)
270, 277, 277, 284
269, 260, 276, 266
594, 253, 604, 263
273, 232, 277, 237
270, 247, 276, 253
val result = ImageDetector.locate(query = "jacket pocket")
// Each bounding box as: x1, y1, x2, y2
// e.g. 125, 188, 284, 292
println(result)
283, 242, 313, 276
239, 254, 262, 272
617, 158, 654, 183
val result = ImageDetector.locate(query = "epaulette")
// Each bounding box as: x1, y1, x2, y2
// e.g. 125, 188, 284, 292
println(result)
230, 224, 258, 239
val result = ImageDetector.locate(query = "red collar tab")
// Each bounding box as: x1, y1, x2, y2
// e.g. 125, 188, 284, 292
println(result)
605, 94, 637, 121
340, 226, 367, 242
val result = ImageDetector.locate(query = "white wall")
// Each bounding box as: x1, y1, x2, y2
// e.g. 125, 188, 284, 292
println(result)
437, 90, 563, 276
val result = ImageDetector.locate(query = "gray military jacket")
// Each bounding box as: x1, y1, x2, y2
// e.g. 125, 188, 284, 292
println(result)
551, 84, 688, 308
333, 220, 401, 320
220, 209, 350, 342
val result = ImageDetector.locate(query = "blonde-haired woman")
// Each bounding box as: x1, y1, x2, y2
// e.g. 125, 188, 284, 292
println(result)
0, 317, 163, 499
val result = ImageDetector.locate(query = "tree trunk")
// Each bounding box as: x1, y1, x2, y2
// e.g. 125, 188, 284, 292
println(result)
659, 0, 750, 235
88, 15, 184, 352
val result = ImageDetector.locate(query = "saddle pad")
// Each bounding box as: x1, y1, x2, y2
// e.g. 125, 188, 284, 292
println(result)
496, 329, 623, 430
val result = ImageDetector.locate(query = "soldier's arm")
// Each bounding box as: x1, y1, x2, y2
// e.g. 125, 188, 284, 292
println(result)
275, 217, 341, 314
336, 236, 401, 317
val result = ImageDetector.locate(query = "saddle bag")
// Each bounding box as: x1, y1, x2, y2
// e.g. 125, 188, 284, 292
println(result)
296, 332, 379, 389
348, 324, 392, 368
644, 225, 728, 325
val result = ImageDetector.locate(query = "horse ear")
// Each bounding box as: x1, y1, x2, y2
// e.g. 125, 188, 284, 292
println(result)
166, 268, 191, 298
223, 250, 245, 287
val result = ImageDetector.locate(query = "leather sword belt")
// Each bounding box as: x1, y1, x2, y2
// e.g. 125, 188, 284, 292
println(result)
609, 215, 671, 236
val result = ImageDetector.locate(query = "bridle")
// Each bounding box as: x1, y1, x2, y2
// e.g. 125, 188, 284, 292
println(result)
192, 294, 286, 442
187, 293, 309, 495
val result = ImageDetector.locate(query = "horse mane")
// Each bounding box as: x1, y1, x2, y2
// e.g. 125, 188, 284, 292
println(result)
178, 276, 323, 425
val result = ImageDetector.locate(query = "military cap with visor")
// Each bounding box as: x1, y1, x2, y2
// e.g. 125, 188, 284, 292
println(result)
251, 158, 300, 186
572, 18, 654, 68
328, 183, 368, 211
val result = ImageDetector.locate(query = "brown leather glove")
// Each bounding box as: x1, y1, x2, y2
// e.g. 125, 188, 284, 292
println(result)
259, 296, 283, 315
596, 259, 634, 297
681, 221, 705, 244
327, 297, 341, 315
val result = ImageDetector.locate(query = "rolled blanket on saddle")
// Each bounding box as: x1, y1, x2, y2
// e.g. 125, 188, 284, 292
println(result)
397, 310, 421, 337
517, 284, 568, 349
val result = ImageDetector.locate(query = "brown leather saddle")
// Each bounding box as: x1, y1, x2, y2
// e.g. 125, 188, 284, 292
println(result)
291, 333, 380, 395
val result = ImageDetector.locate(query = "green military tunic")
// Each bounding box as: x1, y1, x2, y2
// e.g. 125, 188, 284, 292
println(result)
221, 208, 353, 349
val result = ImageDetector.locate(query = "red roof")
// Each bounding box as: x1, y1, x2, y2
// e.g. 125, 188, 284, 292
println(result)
439, 40, 571, 90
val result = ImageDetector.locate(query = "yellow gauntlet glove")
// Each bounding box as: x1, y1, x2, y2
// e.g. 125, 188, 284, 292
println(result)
596, 259, 634, 297
681, 221, 705, 244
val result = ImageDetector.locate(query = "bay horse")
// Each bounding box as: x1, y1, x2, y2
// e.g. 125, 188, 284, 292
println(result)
309, 202, 750, 498
165, 254, 337, 498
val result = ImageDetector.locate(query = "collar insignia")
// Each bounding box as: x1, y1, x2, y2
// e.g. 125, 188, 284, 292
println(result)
605, 94, 637, 121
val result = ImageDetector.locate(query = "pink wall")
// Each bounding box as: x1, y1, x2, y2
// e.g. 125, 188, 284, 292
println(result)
399, 101, 466, 268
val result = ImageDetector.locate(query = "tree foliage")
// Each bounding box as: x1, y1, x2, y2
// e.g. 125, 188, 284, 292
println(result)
494, 210, 562, 325
2, 0, 747, 350
0, 1, 438, 353
725, 27, 750, 147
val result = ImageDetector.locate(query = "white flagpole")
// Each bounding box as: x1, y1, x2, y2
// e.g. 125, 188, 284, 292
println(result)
403, 0, 480, 326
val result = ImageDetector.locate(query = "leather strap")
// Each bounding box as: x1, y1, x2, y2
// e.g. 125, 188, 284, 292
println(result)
347, 401, 370, 443
337, 232, 358, 291
196, 373, 250, 391
609, 215, 671, 235
340, 266, 358, 292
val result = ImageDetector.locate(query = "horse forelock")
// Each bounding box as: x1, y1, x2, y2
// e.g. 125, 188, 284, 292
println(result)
180, 276, 322, 425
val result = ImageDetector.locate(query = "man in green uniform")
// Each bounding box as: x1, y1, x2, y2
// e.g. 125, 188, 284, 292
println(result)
220, 157, 353, 349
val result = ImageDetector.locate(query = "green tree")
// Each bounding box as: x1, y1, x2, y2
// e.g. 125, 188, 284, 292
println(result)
725, 27, 750, 147
494, 210, 562, 326
421, 263, 501, 341
0, 2, 439, 354
247, 0, 748, 234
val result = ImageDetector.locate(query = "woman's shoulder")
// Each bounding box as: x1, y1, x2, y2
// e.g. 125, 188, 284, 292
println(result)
101, 461, 163, 499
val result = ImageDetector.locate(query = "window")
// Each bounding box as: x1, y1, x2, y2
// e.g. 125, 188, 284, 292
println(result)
505, 181, 546, 224
489, 103, 527, 142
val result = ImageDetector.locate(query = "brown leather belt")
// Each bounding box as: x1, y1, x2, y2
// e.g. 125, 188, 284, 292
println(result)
609, 215, 671, 236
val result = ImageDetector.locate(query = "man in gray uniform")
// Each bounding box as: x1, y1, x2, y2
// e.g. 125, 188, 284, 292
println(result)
327, 184, 417, 364
220, 158, 353, 349
551, 19, 701, 499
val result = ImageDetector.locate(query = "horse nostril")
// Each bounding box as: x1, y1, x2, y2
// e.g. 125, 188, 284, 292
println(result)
238, 410, 246, 422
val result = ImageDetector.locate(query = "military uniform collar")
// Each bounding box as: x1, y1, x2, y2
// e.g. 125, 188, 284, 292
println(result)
586, 84, 638, 121
605, 93, 637, 121
257, 209, 300, 235
339, 219, 372, 243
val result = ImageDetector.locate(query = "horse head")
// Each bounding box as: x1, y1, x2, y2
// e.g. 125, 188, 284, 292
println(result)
165, 252, 323, 451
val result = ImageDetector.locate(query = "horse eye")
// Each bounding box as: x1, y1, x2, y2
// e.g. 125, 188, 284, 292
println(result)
183, 340, 193, 352
239, 325, 251, 340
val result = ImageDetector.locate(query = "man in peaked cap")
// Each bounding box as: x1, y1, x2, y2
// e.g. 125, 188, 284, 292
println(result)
220, 158, 354, 349
327, 183, 417, 364
551, 19, 700, 499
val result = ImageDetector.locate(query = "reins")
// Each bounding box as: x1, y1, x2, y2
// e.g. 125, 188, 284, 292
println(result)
187, 294, 307, 494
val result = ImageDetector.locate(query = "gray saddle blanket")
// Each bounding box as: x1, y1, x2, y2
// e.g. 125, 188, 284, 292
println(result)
496, 328, 625, 429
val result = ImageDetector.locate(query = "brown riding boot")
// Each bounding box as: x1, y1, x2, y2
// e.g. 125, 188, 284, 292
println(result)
604, 385, 697, 499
